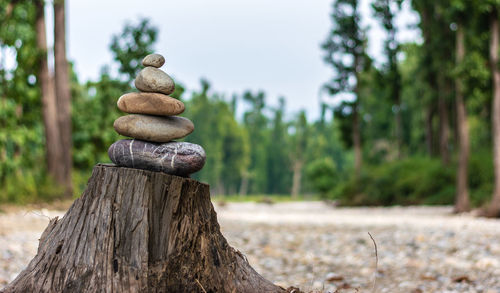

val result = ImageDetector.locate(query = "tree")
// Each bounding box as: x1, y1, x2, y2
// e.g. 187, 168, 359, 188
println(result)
2, 165, 286, 292
413, 0, 457, 164
372, 0, 403, 157
242, 90, 269, 193
454, 17, 470, 212
488, 3, 500, 217
35, 0, 63, 186
73, 18, 159, 174
73, 69, 126, 170
0, 0, 61, 202
322, 0, 368, 176
184, 80, 224, 191
219, 109, 250, 195
110, 19, 157, 84
183, 80, 250, 195
450, 0, 471, 213
54, 0, 73, 196
290, 110, 308, 198
266, 97, 291, 194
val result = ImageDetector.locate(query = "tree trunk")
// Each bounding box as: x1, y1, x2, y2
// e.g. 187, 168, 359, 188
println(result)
35, 0, 63, 185
454, 22, 470, 213
438, 82, 450, 165
421, 4, 435, 157
291, 160, 303, 199
54, 0, 73, 197
1, 164, 287, 292
353, 101, 362, 176
239, 171, 249, 196
394, 97, 402, 158
351, 51, 363, 177
487, 10, 500, 217
389, 29, 402, 158
425, 105, 434, 156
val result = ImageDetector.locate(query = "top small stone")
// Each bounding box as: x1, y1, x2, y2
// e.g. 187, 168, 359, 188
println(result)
142, 54, 165, 68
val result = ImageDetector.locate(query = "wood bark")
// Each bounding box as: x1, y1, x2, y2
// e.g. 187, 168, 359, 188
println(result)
425, 105, 434, 156
438, 82, 450, 165
238, 172, 249, 196
1, 164, 286, 292
291, 160, 303, 199
487, 10, 500, 217
454, 22, 470, 213
394, 96, 402, 158
54, 0, 73, 197
35, 0, 64, 185
353, 101, 362, 177
353, 62, 362, 177
421, 4, 434, 157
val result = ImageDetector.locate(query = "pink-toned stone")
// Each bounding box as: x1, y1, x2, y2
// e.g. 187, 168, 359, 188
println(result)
117, 92, 184, 116
113, 114, 194, 142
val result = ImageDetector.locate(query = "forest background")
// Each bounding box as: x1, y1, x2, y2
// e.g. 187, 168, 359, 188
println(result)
2, 0, 500, 216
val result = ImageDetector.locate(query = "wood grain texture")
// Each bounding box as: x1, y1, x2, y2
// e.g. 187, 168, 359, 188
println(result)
1, 164, 285, 293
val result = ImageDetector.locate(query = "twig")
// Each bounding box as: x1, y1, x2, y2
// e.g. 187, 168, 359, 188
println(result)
25, 210, 52, 221
368, 232, 378, 293
195, 279, 207, 293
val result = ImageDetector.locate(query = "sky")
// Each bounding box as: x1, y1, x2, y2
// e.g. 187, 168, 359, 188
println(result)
63, 0, 420, 120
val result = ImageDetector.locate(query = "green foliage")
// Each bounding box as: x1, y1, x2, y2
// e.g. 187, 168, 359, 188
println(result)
3, 1, 500, 210
333, 157, 455, 206
110, 18, 158, 83
322, 0, 367, 96
211, 194, 319, 203
305, 158, 337, 197
72, 70, 126, 170
73, 18, 158, 172
183, 80, 250, 194
266, 98, 292, 194
371, 0, 403, 154
0, 0, 65, 203
242, 90, 270, 193
328, 152, 497, 207
468, 150, 495, 207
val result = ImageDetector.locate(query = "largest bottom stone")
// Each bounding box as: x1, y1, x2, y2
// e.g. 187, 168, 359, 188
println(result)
108, 139, 206, 176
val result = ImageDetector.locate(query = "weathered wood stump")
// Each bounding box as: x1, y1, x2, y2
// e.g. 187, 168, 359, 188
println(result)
2, 164, 287, 293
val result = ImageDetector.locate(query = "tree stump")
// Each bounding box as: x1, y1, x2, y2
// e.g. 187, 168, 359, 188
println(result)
2, 164, 287, 293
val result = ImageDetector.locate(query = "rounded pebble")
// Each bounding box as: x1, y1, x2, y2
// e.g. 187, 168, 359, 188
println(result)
117, 92, 184, 116
142, 53, 165, 68
108, 139, 206, 176
135, 67, 175, 95
113, 114, 194, 143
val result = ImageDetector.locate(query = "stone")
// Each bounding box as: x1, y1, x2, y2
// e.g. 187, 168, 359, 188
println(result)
108, 139, 206, 176
135, 67, 175, 95
142, 53, 165, 68
113, 114, 194, 142
117, 92, 185, 116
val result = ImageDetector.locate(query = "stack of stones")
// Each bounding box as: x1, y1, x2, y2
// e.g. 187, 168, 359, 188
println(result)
108, 53, 206, 177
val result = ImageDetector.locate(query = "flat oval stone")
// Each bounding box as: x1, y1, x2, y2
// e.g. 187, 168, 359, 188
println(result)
135, 67, 175, 95
142, 53, 165, 68
108, 139, 206, 176
117, 92, 184, 116
113, 114, 194, 142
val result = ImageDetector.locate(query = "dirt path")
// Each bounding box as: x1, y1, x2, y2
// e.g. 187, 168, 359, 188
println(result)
1, 202, 499, 292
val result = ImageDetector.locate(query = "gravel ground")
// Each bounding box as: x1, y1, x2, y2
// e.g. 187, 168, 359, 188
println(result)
1, 202, 499, 292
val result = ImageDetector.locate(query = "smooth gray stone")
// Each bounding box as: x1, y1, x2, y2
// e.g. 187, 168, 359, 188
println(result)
135, 67, 175, 95
113, 114, 194, 142
142, 53, 165, 68
108, 139, 206, 176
